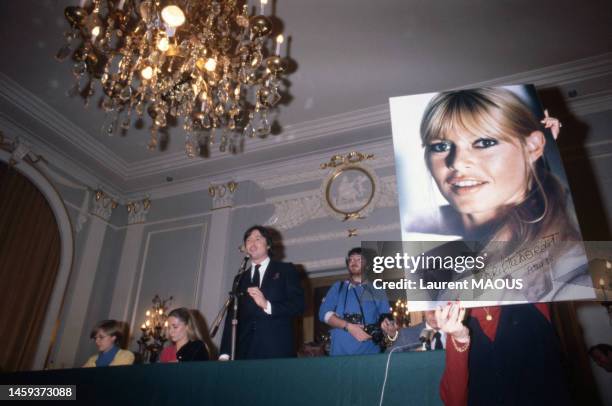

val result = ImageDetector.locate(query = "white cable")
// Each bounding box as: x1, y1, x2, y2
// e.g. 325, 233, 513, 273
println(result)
378, 344, 414, 406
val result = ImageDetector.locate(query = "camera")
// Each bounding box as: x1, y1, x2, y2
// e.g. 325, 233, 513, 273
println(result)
343, 313, 392, 345
366, 313, 393, 345
343, 313, 363, 324
364, 323, 384, 345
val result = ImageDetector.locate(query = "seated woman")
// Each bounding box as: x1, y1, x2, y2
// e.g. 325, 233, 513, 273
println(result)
159, 308, 209, 362
83, 320, 134, 367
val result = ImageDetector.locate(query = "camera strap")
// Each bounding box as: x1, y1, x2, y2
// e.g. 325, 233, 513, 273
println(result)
333, 281, 371, 325
334, 281, 362, 315
352, 286, 368, 324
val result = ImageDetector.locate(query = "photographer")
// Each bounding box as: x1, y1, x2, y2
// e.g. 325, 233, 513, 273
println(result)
319, 247, 391, 356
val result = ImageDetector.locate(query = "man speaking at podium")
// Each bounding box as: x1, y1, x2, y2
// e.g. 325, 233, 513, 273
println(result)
219, 225, 304, 360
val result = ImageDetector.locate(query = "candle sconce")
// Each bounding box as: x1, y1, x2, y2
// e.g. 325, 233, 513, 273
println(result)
391, 299, 411, 329
137, 294, 173, 363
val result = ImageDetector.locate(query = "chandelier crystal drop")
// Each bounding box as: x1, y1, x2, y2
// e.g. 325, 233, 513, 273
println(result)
57, 0, 288, 157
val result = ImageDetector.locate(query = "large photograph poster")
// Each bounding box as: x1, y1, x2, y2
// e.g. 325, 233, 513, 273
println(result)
388, 85, 596, 310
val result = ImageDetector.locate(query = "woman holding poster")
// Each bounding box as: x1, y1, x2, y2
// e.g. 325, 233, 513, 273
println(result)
415, 88, 572, 406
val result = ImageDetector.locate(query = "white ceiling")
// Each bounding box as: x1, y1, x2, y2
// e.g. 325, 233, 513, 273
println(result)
1, 0, 611, 197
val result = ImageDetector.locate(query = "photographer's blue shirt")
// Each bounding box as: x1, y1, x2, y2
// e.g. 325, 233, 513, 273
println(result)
319, 280, 390, 356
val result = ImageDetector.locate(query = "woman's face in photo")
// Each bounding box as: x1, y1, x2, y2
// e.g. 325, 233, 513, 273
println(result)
167, 316, 188, 344
425, 129, 530, 225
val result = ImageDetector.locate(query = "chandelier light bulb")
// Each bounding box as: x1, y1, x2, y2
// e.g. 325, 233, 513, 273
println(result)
260, 0, 268, 14
91, 25, 101, 39
204, 57, 217, 72
145, 310, 150, 316
161, 5, 186, 28
275, 34, 284, 55
606, 260, 611, 269
157, 36, 170, 52
600, 278, 606, 287
140, 66, 154, 80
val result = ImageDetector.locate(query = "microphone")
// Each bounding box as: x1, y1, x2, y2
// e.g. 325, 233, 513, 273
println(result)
419, 328, 434, 344
239, 255, 250, 272
237, 245, 250, 271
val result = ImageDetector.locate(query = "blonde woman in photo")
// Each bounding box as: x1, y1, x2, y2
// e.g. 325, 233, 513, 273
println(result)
418, 87, 573, 245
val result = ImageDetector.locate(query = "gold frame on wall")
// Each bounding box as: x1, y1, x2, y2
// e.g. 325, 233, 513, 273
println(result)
321, 159, 380, 221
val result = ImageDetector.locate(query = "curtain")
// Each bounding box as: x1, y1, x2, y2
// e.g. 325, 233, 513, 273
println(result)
0, 161, 61, 372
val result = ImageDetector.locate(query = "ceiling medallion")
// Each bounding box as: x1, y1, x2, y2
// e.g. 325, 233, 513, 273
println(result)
57, 0, 289, 157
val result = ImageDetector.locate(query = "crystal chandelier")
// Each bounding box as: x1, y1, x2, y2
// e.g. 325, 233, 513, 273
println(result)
57, 0, 287, 157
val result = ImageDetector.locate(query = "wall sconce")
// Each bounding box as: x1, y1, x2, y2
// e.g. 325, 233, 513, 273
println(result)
137, 294, 172, 363
391, 299, 412, 329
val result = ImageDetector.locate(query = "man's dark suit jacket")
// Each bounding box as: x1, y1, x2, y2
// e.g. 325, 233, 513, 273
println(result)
220, 260, 304, 360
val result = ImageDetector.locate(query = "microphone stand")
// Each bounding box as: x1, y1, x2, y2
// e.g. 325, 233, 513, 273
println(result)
209, 256, 249, 361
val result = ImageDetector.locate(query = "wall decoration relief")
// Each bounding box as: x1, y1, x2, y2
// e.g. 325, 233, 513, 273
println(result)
320, 152, 380, 221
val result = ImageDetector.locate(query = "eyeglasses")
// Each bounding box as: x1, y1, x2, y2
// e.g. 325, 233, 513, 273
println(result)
94, 334, 110, 341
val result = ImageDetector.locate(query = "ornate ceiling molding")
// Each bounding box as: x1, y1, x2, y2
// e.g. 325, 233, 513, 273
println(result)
127, 201, 151, 225
125, 103, 392, 179
129, 138, 396, 199
300, 257, 346, 273
0, 115, 122, 197
464, 52, 612, 89
569, 90, 612, 116
1, 53, 611, 199
255, 140, 396, 190
265, 175, 398, 231
90, 190, 117, 222
282, 223, 400, 247
0, 72, 130, 177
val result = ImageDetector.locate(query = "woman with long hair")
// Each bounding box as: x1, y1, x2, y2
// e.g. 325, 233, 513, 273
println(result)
159, 307, 209, 363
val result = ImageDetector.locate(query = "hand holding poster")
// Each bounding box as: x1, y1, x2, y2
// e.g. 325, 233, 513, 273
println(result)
386, 85, 595, 310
